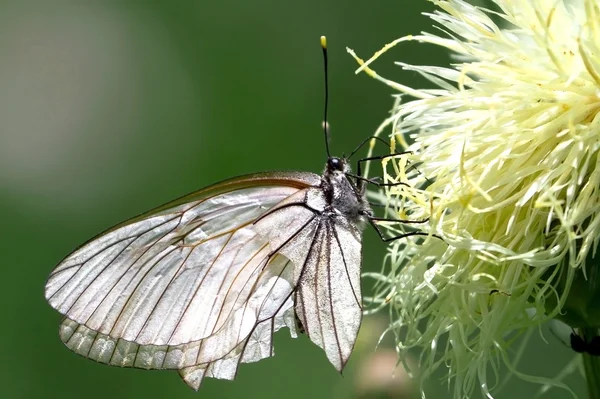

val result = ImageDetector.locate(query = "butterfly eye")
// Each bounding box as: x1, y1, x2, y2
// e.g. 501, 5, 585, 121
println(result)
328, 157, 343, 171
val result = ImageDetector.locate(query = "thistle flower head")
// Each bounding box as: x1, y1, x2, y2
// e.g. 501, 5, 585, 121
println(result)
349, 0, 600, 397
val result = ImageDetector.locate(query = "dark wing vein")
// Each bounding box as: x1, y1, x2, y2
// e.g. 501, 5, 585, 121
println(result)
324, 222, 344, 367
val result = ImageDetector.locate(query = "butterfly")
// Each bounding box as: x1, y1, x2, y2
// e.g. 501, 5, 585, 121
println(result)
44, 36, 424, 390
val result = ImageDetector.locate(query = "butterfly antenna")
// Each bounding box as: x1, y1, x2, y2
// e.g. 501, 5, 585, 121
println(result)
321, 35, 332, 158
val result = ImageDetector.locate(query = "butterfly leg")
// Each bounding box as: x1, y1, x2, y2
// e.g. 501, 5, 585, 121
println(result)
346, 136, 391, 160
367, 218, 437, 243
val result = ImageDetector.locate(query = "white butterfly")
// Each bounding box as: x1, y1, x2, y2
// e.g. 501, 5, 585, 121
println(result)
45, 157, 370, 390
44, 36, 425, 390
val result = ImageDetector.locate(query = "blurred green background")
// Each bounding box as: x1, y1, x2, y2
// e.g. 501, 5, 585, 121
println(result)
0, 1, 588, 398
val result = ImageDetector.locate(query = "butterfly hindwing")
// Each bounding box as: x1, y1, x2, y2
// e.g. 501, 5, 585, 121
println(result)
254, 184, 364, 371
294, 217, 363, 371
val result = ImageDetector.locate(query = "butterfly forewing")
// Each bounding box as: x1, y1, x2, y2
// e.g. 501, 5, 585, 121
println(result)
46, 172, 318, 344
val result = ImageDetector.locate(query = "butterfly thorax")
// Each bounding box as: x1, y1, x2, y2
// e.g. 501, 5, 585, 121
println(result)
321, 157, 371, 228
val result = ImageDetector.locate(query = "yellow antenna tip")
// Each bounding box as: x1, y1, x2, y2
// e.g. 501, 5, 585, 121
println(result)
320, 36, 327, 49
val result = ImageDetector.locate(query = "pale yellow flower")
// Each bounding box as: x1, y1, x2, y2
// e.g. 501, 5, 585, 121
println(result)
349, 0, 600, 397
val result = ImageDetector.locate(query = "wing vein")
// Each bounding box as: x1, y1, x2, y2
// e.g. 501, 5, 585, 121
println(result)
314, 222, 327, 348
298, 220, 325, 340
330, 221, 361, 308
325, 221, 344, 367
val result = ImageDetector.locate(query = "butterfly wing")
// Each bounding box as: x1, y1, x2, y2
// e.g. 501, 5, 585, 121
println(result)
177, 297, 296, 389
45, 171, 321, 388
254, 185, 364, 372
59, 252, 298, 390
293, 216, 363, 371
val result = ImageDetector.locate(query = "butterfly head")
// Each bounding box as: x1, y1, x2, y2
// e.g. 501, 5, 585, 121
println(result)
326, 156, 350, 174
